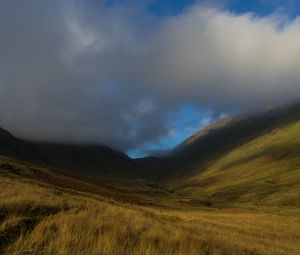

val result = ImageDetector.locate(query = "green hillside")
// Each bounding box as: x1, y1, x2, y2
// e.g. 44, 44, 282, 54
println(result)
165, 103, 300, 208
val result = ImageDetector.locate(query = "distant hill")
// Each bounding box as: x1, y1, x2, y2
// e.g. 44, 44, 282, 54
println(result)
0, 127, 148, 185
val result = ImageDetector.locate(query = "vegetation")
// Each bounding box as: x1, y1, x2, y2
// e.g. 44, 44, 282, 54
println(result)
1, 173, 300, 255
170, 120, 300, 208
1, 102, 300, 254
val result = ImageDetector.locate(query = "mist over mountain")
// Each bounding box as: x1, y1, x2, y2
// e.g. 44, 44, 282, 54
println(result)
1, 0, 300, 153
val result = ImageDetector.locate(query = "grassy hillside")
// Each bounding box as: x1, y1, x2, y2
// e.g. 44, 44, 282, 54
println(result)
166, 104, 300, 208
139, 102, 300, 184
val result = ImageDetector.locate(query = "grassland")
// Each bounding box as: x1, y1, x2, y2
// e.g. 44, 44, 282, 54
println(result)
0, 175, 299, 255
169, 120, 300, 208
0, 159, 300, 255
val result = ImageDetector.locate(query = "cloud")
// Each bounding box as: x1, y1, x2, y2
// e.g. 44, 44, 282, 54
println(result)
0, 0, 300, 152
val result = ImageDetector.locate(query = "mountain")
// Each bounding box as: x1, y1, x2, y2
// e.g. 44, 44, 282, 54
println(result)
148, 101, 300, 207
0, 127, 148, 186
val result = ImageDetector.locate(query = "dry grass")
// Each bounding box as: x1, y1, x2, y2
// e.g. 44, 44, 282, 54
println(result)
1, 175, 300, 255
172, 121, 300, 207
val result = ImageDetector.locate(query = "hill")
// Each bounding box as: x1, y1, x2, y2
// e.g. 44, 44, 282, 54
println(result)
0, 127, 149, 186
151, 101, 300, 208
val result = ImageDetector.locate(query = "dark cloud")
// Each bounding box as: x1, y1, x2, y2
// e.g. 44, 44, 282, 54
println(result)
0, 0, 300, 151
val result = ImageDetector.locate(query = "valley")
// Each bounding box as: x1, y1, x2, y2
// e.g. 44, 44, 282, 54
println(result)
0, 102, 300, 254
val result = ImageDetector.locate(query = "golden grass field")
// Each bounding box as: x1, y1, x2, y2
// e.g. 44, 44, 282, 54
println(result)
1, 170, 300, 255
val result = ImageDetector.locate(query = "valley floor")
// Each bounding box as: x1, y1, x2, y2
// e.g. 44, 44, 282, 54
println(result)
1, 171, 300, 255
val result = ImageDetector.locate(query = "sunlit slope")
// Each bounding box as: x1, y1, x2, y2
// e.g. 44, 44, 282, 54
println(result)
170, 119, 300, 207
178, 116, 234, 148
142, 101, 300, 183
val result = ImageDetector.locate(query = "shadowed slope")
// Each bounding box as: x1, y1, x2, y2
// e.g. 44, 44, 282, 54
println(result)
0, 127, 151, 185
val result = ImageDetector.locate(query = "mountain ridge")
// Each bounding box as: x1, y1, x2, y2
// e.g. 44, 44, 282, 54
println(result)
0, 126, 149, 185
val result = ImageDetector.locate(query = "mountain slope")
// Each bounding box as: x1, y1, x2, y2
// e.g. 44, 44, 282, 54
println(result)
140, 101, 300, 178
160, 102, 300, 207
170, 120, 300, 207
0, 127, 148, 186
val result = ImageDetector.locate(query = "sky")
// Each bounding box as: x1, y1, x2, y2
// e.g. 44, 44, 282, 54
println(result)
0, 0, 300, 158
